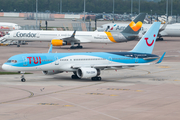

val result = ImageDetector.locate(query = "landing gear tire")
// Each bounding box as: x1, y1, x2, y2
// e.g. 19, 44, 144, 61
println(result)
70, 46, 77, 49
17, 45, 20, 47
71, 75, 80, 79
77, 46, 83, 49
20, 72, 26, 82
91, 77, 101, 81
70, 46, 83, 49
157, 37, 163, 41
21, 78, 26, 82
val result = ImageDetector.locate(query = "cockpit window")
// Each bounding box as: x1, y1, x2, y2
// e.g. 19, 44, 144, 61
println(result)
7, 60, 17, 63
7, 60, 11, 63
7, 33, 10, 35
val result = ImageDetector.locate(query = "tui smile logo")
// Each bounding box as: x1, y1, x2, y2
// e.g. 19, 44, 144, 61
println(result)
129, 21, 142, 32
144, 34, 156, 47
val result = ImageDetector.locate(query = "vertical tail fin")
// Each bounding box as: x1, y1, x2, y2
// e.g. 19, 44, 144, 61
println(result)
122, 13, 146, 34
130, 22, 161, 54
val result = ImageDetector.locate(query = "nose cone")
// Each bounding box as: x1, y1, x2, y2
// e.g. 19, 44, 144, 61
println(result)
2, 64, 10, 71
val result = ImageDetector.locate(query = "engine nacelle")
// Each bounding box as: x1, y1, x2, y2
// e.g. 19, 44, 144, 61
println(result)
42, 70, 63, 75
77, 68, 100, 78
51, 39, 66, 46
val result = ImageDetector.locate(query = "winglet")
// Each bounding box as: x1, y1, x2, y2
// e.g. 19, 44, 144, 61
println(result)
156, 52, 166, 64
48, 44, 53, 53
71, 30, 76, 38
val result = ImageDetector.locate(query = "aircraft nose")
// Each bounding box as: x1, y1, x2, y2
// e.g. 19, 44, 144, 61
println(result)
2, 64, 10, 71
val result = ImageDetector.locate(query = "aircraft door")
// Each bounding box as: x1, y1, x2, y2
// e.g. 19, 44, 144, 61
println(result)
108, 56, 112, 64
36, 32, 40, 38
134, 54, 138, 63
54, 56, 59, 65
22, 56, 28, 66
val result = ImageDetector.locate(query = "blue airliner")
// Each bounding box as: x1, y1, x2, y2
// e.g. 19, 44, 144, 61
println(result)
2, 22, 166, 82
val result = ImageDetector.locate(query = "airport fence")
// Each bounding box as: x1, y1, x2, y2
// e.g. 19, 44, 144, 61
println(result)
20, 22, 93, 31
24, 13, 54, 21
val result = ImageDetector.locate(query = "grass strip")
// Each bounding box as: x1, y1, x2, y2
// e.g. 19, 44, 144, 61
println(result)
0, 72, 32, 75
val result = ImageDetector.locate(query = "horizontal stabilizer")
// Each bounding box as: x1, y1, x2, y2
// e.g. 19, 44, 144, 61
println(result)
143, 57, 159, 60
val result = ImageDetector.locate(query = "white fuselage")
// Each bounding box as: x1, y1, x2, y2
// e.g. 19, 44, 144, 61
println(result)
97, 23, 180, 37
4, 30, 126, 43
0, 22, 21, 30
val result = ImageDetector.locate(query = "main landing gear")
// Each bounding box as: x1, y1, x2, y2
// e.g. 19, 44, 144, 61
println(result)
70, 43, 83, 49
71, 72, 81, 79
20, 72, 26, 82
91, 77, 101, 81
17, 40, 21, 47
156, 36, 163, 41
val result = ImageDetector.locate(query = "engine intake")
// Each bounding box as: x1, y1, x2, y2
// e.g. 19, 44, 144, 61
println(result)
51, 39, 67, 46
42, 70, 63, 75
77, 68, 100, 78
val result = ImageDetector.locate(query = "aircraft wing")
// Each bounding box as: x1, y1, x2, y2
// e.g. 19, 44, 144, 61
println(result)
61, 36, 81, 44
71, 52, 166, 69
51, 30, 81, 46
71, 63, 151, 69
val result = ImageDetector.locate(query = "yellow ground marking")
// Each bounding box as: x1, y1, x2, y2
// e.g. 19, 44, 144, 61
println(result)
64, 105, 73, 107
135, 90, 143, 92
158, 66, 170, 68
109, 94, 118, 96
174, 80, 180, 81
104, 32, 117, 43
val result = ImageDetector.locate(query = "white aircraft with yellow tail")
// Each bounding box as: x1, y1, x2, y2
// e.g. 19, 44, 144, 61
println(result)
4, 13, 145, 49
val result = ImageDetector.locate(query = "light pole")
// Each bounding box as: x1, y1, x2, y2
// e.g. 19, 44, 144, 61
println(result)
166, 0, 168, 22
36, 0, 38, 28
139, 0, 140, 14
113, 0, 114, 23
84, 0, 86, 22
131, 0, 133, 15
151, 10, 152, 24
171, 0, 173, 16
60, 0, 62, 14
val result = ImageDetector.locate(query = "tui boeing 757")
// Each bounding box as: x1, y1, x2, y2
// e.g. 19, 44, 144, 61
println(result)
2, 22, 165, 82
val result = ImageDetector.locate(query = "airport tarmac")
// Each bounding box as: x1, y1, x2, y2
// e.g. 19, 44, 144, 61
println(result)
0, 37, 180, 120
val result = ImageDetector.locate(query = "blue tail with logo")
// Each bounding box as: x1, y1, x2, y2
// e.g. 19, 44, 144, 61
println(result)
130, 22, 161, 54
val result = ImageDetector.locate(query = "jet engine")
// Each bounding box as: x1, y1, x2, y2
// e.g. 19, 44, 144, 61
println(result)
77, 68, 100, 78
42, 70, 63, 75
51, 39, 67, 46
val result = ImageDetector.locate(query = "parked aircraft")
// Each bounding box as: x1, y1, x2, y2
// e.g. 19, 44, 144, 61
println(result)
2, 22, 165, 82
97, 21, 180, 40
0, 22, 21, 30
3, 13, 146, 49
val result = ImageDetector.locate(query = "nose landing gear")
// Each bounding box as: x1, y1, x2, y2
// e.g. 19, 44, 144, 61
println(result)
20, 72, 26, 82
